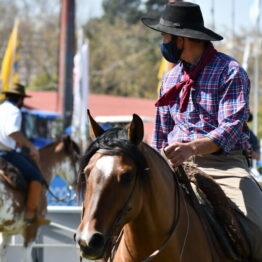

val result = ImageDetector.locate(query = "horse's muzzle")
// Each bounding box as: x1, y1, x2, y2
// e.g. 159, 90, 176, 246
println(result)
75, 231, 105, 260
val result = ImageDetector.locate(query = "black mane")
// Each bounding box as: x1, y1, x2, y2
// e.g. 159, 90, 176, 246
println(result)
77, 127, 148, 198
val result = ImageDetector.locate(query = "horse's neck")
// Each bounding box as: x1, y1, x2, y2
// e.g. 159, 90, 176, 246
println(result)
122, 146, 215, 261
141, 144, 176, 216
125, 145, 177, 246
39, 145, 65, 183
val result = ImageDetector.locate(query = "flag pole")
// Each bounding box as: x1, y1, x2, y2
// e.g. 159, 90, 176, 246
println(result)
58, 0, 75, 128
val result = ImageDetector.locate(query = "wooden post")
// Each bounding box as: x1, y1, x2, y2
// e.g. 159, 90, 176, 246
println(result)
58, 0, 75, 129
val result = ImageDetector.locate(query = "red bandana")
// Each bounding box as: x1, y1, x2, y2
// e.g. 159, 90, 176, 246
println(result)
155, 42, 217, 112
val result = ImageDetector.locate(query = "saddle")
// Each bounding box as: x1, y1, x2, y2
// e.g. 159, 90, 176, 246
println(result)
0, 157, 28, 191
175, 163, 250, 262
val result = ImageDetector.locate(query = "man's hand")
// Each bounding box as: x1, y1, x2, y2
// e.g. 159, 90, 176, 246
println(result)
163, 137, 220, 167
164, 142, 196, 167
29, 145, 39, 161
10, 131, 40, 162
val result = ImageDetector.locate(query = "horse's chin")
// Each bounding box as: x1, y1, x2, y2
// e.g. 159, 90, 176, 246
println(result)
80, 247, 105, 260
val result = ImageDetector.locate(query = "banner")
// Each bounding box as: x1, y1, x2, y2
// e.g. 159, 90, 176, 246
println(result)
249, 0, 260, 27
242, 38, 251, 71
72, 33, 89, 151
0, 20, 20, 100
157, 58, 173, 93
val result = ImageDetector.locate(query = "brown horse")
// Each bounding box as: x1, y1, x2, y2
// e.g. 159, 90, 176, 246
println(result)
0, 135, 80, 262
75, 112, 237, 262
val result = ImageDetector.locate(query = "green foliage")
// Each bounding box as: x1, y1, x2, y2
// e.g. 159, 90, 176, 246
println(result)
29, 71, 58, 91
144, 0, 167, 18
250, 104, 262, 139
259, 108, 262, 139
102, 0, 143, 24
102, 0, 167, 25
0, 0, 59, 90
84, 17, 161, 99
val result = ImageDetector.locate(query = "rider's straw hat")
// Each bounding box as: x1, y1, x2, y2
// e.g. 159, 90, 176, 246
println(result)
2, 83, 31, 98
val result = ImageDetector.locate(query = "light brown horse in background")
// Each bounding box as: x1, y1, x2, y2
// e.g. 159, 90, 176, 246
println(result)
75, 112, 236, 262
0, 135, 80, 262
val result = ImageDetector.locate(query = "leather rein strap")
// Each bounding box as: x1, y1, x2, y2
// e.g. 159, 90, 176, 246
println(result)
141, 172, 181, 262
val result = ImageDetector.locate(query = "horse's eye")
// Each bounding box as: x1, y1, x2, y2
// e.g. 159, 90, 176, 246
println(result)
120, 171, 133, 185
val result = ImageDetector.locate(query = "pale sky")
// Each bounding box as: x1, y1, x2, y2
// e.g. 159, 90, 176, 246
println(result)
76, 0, 258, 35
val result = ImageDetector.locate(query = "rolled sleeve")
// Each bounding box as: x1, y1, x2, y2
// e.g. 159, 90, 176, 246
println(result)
5, 110, 22, 136
152, 105, 175, 150
206, 63, 250, 152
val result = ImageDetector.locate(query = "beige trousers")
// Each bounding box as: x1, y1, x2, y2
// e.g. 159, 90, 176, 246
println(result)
189, 151, 262, 260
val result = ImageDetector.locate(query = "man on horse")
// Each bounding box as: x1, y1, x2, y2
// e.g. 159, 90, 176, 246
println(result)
0, 83, 50, 227
142, 2, 262, 261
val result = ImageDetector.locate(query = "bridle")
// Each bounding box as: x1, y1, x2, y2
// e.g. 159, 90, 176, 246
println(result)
68, 147, 80, 188
45, 141, 80, 202
93, 148, 140, 261
80, 148, 184, 262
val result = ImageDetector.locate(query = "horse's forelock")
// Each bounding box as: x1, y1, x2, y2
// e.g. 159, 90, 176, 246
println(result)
77, 127, 148, 200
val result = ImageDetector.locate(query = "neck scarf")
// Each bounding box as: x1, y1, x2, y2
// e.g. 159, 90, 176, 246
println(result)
155, 42, 217, 112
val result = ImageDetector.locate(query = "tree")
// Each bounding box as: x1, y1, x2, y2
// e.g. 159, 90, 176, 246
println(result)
0, 0, 60, 88
143, 0, 167, 18
102, 0, 143, 24
84, 17, 161, 98
102, 0, 168, 25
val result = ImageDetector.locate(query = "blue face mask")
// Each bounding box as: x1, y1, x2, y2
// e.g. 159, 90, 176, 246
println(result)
160, 37, 183, 64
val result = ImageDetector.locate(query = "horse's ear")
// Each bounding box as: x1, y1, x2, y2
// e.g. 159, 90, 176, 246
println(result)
87, 109, 105, 140
62, 135, 72, 152
63, 135, 71, 143
128, 114, 144, 145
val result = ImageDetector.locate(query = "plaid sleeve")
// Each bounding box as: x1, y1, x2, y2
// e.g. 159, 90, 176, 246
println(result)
151, 72, 175, 150
206, 63, 250, 152
151, 105, 175, 150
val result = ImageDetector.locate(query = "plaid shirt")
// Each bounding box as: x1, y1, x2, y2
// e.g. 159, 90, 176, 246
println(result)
152, 51, 250, 153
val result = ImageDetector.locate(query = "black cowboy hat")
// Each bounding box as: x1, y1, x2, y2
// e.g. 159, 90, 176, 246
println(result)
141, 2, 223, 41
2, 83, 31, 97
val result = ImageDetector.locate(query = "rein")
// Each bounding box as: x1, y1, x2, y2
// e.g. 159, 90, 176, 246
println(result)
94, 148, 183, 262
46, 184, 76, 203
141, 169, 181, 262
44, 147, 79, 203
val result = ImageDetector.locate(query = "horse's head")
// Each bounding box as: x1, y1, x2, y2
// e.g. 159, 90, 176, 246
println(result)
75, 111, 148, 260
42, 135, 81, 186
57, 135, 81, 185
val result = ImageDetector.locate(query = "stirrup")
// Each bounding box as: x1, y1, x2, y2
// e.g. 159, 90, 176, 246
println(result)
24, 215, 50, 226
24, 216, 36, 225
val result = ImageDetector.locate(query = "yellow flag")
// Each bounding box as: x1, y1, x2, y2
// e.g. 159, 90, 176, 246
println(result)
157, 58, 173, 93
0, 20, 20, 100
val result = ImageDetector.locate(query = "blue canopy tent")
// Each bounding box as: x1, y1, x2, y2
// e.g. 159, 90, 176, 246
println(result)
21, 108, 62, 148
